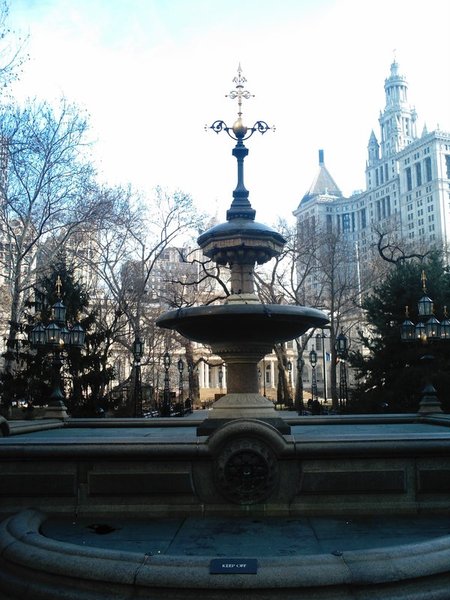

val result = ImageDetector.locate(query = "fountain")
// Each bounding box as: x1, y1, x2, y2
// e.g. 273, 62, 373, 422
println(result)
157, 65, 328, 429
2, 68, 450, 600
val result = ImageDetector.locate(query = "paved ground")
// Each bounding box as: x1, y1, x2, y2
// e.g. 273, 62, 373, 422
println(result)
41, 514, 450, 557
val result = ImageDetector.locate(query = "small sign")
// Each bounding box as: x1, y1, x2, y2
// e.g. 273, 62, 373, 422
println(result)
210, 558, 258, 574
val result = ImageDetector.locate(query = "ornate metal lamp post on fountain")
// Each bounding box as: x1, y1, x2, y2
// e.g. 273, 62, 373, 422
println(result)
400, 271, 447, 414
29, 276, 85, 418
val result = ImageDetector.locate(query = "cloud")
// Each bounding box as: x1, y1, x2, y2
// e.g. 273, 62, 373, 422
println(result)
8, 0, 450, 225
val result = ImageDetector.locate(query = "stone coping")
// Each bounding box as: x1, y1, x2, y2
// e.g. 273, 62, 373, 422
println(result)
6, 412, 450, 435
2, 509, 450, 599
3, 415, 450, 460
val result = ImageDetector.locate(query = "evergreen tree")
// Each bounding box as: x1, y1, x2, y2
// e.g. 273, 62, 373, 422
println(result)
350, 252, 450, 413
1, 260, 116, 416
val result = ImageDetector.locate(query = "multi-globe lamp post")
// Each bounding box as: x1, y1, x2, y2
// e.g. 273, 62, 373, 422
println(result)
400, 271, 448, 414
29, 276, 85, 417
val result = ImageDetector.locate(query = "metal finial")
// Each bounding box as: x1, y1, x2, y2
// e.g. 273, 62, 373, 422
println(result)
421, 270, 427, 293
55, 275, 62, 298
226, 64, 254, 119
208, 66, 272, 142
206, 67, 273, 221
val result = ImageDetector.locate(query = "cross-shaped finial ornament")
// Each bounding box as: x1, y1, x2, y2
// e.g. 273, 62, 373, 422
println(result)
226, 64, 254, 119
421, 270, 427, 293
55, 275, 62, 298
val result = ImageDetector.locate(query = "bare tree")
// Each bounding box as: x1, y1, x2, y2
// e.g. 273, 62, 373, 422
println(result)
0, 1, 29, 96
376, 227, 432, 265
252, 219, 325, 408
80, 185, 202, 414
0, 98, 100, 399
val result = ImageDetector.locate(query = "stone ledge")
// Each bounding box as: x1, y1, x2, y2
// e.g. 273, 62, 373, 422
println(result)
2, 509, 450, 599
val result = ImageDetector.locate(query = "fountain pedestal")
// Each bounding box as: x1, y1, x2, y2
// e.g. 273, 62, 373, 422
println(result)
157, 67, 328, 432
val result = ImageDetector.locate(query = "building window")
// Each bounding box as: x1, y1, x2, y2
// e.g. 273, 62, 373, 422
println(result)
446, 155, 450, 179
406, 167, 412, 191
415, 162, 422, 187
342, 214, 351, 233
425, 157, 432, 182
361, 208, 367, 229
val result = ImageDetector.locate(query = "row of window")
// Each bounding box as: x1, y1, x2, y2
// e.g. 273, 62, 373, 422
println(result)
405, 157, 432, 191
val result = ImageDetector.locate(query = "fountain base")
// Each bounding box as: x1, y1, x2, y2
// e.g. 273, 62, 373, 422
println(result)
197, 392, 290, 435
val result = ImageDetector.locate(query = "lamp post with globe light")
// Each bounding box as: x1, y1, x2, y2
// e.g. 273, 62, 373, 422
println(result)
309, 347, 318, 407
29, 276, 85, 418
400, 271, 447, 414
161, 351, 172, 417
177, 357, 184, 416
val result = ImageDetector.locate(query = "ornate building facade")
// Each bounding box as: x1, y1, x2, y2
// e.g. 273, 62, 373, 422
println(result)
294, 60, 450, 267
292, 60, 450, 405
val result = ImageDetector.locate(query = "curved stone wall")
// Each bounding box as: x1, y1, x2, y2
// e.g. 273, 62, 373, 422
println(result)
2, 509, 450, 599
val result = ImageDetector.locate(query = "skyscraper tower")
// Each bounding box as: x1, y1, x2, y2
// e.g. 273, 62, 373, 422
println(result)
379, 59, 418, 158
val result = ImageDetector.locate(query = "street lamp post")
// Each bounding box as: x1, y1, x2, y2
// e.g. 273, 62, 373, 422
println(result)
336, 330, 349, 410
161, 351, 171, 417
132, 336, 144, 418
309, 347, 318, 410
400, 271, 446, 414
29, 276, 85, 418
218, 365, 223, 391
287, 360, 293, 408
317, 330, 328, 405
263, 358, 266, 397
187, 360, 194, 410
296, 356, 305, 415
177, 357, 184, 416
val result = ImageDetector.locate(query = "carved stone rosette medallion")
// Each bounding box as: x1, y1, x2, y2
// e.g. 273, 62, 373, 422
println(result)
214, 438, 278, 504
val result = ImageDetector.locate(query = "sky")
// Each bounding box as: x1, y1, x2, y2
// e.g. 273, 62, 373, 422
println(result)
6, 0, 450, 226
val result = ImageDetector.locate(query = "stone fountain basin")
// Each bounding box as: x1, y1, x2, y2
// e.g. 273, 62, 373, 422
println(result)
156, 303, 328, 345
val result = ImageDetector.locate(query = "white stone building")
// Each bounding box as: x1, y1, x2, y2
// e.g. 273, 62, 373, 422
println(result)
294, 60, 450, 266
292, 60, 450, 403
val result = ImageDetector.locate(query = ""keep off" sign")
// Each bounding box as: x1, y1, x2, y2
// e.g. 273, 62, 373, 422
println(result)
209, 558, 258, 574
